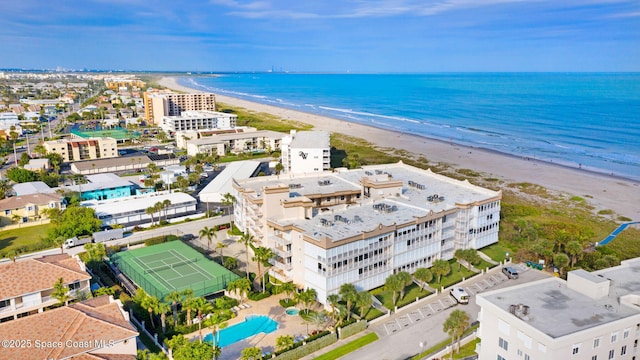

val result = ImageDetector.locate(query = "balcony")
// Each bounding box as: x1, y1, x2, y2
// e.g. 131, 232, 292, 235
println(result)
273, 246, 291, 258
271, 257, 292, 271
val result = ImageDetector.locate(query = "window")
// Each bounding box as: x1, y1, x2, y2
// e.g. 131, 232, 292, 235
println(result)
0, 299, 10, 309
621, 346, 627, 356
611, 333, 618, 343
499, 337, 509, 351
497, 356, 506, 360
69, 281, 81, 291
609, 349, 615, 359
592, 356, 598, 360
524, 355, 530, 360
4, 210, 9, 215
572, 344, 581, 355
623, 329, 630, 339
595, 338, 601, 348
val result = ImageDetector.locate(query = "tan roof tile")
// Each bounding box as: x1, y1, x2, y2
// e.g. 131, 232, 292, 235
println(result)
0, 192, 63, 210
0, 296, 138, 360
0, 254, 91, 300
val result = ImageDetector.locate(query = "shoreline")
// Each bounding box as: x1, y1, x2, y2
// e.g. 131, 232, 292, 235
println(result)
157, 76, 640, 220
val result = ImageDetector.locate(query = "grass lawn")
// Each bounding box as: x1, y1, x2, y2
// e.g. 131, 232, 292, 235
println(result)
217, 102, 313, 133
473, 259, 496, 271
313, 332, 379, 360
371, 283, 432, 310
429, 261, 477, 290
0, 223, 55, 257
479, 243, 512, 263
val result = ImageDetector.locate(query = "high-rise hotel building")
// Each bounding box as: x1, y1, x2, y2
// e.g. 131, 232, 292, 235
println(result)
143, 91, 216, 125
232, 162, 501, 304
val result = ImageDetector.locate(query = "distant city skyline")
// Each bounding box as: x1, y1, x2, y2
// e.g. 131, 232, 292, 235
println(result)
1, 0, 639, 72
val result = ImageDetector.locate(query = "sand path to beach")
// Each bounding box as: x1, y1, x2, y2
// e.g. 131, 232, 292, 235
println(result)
157, 77, 639, 220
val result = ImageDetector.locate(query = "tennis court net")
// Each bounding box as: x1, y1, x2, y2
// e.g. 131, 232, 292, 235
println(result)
143, 258, 198, 274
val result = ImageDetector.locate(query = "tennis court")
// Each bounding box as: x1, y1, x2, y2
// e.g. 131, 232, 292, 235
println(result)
70, 126, 140, 140
110, 240, 239, 299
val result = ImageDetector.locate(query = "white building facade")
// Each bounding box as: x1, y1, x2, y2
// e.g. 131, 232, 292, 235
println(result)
233, 162, 501, 304
160, 110, 237, 133
476, 259, 640, 360
281, 130, 331, 174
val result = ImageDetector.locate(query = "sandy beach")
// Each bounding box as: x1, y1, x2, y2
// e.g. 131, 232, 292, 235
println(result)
157, 76, 639, 220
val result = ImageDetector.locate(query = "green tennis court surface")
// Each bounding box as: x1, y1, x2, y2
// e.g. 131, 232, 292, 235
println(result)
70, 127, 140, 140
110, 240, 239, 299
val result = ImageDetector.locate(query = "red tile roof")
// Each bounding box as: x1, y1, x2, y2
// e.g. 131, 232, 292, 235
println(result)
0, 254, 91, 300
0, 295, 138, 360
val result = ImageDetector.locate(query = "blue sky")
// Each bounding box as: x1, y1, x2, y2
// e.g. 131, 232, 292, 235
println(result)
1, 0, 639, 72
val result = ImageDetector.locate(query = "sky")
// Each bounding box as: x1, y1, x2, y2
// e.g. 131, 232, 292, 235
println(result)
1, 0, 639, 72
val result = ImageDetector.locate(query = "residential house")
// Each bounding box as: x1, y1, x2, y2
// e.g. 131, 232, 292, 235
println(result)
0, 192, 65, 225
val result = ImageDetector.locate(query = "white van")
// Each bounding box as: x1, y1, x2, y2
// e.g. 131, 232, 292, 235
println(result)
450, 287, 470, 304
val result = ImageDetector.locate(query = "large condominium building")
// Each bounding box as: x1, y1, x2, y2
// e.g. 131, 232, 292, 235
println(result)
44, 137, 118, 162
476, 258, 640, 360
281, 130, 331, 174
183, 129, 285, 157
159, 110, 237, 133
143, 91, 216, 125
233, 162, 501, 304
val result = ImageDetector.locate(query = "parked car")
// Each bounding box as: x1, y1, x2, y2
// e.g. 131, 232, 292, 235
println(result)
502, 266, 519, 279
181, 234, 196, 241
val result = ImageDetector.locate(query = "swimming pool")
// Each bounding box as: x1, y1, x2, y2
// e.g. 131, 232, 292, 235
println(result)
204, 315, 278, 348
285, 308, 299, 316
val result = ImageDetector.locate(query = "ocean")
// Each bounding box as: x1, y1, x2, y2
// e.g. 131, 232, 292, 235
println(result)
178, 73, 640, 181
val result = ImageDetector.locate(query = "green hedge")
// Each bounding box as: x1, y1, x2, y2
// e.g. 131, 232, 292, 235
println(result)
274, 332, 338, 360
338, 320, 367, 340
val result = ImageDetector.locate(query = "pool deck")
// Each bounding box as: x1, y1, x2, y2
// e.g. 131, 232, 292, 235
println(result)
186, 293, 312, 360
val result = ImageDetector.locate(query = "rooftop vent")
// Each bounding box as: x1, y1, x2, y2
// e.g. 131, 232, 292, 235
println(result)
318, 179, 331, 186
509, 303, 531, 320
289, 183, 303, 189
365, 171, 373, 176
427, 194, 445, 202
319, 218, 333, 227
334, 214, 351, 224
408, 180, 426, 190
373, 203, 398, 213
353, 215, 363, 222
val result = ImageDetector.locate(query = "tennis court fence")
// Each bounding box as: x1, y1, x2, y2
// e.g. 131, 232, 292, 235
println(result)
112, 257, 235, 299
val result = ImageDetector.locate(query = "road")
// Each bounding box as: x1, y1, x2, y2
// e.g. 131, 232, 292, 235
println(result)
306, 263, 551, 360
5, 214, 234, 261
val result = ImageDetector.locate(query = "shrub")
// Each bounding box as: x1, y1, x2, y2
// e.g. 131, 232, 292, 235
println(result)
214, 296, 238, 310
248, 291, 271, 301
280, 298, 296, 308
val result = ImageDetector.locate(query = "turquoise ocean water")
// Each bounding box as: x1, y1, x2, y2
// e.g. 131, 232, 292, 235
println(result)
178, 73, 640, 181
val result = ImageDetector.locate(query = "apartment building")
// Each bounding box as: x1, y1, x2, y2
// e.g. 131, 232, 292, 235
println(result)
159, 110, 237, 133
0, 192, 65, 225
476, 258, 640, 360
143, 91, 216, 125
0, 254, 91, 322
44, 137, 118, 162
0, 295, 138, 360
232, 162, 501, 303
184, 129, 285, 157
281, 130, 331, 174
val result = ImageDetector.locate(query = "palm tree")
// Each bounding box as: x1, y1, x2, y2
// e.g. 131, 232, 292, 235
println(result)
182, 289, 195, 326
215, 241, 228, 264
554, 253, 570, 276
566, 240, 583, 267
276, 334, 294, 352
385, 274, 404, 308
222, 192, 236, 227
252, 246, 275, 293
443, 309, 470, 354
141, 293, 160, 329
165, 291, 183, 326
309, 310, 328, 332
355, 291, 373, 319
212, 344, 222, 360
326, 294, 340, 325
162, 199, 171, 221
199, 226, 217, 251
279, 281, 296, 301
240, 347, 262, 360
431, 259, 451, 284
454, 249, 466, 271
295, 288, 317, 314
145, 206, 156, 226
52, 277, 70, 306
339, 283, 357, 321
192, 297, 214, 341
238, 232, 256, 280
413, 268, 433, 293
396, 271, 412, 301
227, 278, 252, 304
157, 302, 171, 334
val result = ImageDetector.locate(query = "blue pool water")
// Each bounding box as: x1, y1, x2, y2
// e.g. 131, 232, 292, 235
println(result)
204, 315, 278, 348
285, 308, 299, 316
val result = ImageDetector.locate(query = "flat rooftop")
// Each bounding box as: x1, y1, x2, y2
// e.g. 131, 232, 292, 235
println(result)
82, 191, 197, 217
290, 131, 329, 149
189, 129, 285, 145
480, 259, 640, 338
